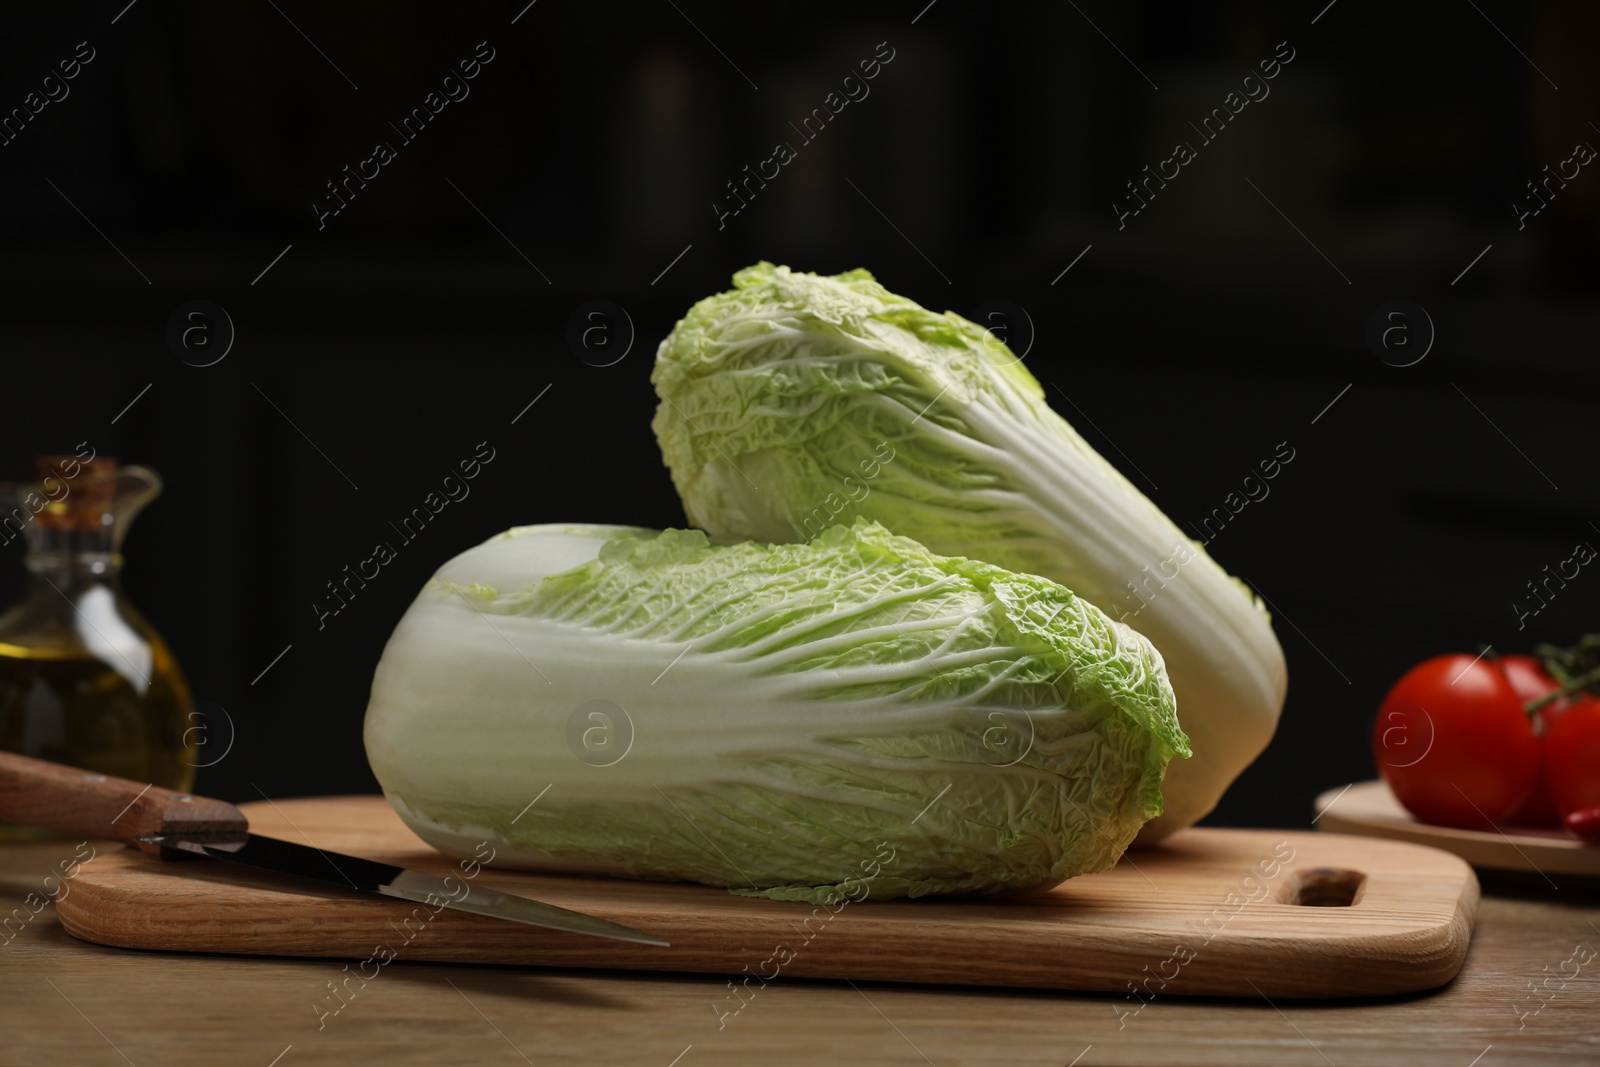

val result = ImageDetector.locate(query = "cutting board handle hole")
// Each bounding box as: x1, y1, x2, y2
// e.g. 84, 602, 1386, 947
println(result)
1278, 867, 1366, 907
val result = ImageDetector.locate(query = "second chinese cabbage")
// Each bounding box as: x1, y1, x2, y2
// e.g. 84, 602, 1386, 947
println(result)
652, 263, 1287, 840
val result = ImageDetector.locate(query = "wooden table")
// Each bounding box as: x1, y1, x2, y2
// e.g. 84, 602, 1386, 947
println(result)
3, 837, 1597, 1067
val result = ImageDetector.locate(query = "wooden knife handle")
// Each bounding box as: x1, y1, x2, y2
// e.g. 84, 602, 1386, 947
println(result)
0, 750, 248, 855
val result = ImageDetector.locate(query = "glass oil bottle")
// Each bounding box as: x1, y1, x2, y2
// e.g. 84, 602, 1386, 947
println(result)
0, 456, 196, 839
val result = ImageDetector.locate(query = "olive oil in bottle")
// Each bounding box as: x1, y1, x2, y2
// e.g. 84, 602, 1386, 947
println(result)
0, 456, 196, 840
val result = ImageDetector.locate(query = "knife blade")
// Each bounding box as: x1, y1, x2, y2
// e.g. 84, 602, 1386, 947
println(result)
138, 831, 668, 945
0, 750, 667, 947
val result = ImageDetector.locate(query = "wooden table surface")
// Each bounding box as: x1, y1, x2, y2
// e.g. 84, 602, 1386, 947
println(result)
3, 835, 1598, 1067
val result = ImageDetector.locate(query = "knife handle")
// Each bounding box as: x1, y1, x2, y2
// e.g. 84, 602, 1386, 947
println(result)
0, 750, 248, 855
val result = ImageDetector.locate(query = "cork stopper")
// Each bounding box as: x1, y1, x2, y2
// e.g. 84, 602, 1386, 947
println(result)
32, 455, 120, 531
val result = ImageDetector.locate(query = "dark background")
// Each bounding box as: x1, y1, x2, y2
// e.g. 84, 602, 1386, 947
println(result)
1, 1, 1594, 826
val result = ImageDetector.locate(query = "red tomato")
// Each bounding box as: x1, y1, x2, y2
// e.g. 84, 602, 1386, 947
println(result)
1565, 807, 1600, 845
1545, 696, 1600, 819
1500, 654, 1572, 827
1373, 654, 1541, 829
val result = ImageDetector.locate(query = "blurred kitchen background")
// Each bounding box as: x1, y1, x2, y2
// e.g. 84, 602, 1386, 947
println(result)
0, 0, 1595, 826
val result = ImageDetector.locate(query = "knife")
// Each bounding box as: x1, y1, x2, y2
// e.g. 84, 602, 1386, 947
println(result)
0, 750, 667, 947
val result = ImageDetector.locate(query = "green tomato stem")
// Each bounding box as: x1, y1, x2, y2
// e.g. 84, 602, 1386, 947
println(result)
1526, 662, 1600, 715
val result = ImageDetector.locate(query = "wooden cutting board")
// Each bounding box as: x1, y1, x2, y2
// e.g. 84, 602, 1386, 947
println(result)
56, 797, 1478, 999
